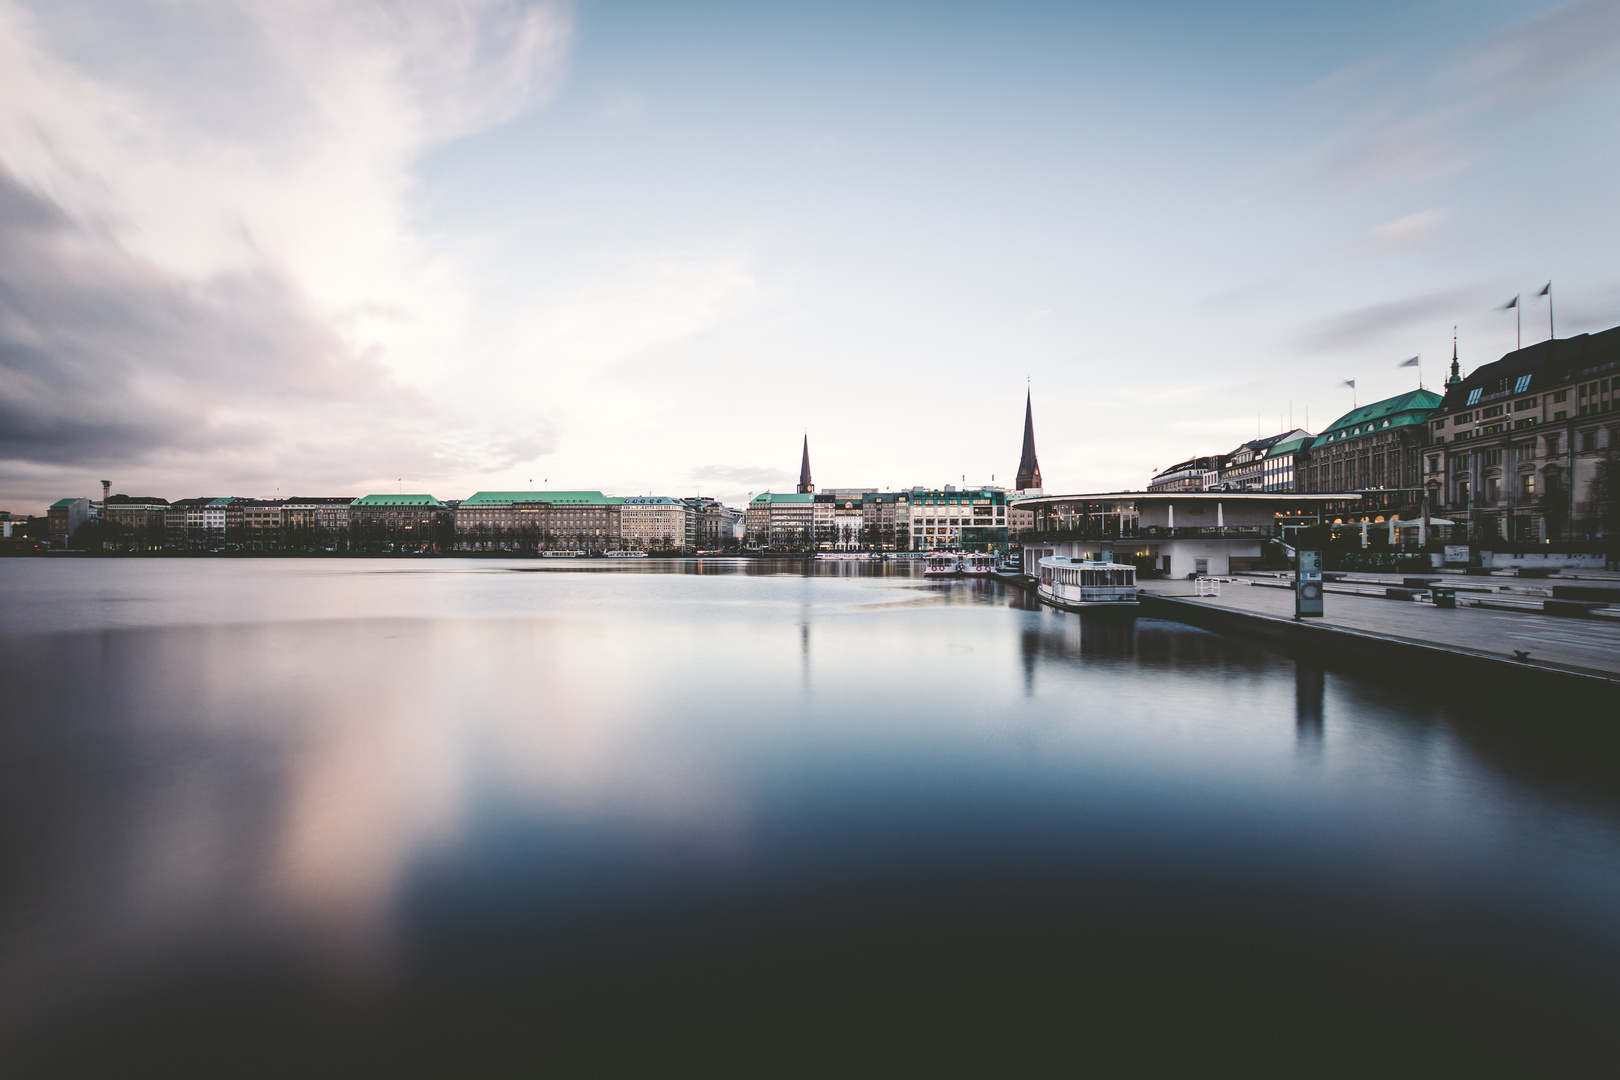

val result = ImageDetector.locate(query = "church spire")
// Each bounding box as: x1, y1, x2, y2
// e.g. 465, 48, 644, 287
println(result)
1015, 388, 1042, 492
797, 434, 814, 494
1446, 328, 1462, 387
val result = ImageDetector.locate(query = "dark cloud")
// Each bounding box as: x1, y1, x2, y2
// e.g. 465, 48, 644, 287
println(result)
1297, 284, 1491, 354
0, 165, 552, 503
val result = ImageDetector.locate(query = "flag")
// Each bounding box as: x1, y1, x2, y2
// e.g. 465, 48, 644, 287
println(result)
1341, 379, 1356, 389
1539, 282, 1551, 296
1398, 356, 1420, 368
1503, 294, 1519, 309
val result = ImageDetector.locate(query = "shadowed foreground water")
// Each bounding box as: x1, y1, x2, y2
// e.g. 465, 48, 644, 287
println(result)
2, 558, 1619, 1074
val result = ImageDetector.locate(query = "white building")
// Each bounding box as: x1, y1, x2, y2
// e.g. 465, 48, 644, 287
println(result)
619, 496, 693, 551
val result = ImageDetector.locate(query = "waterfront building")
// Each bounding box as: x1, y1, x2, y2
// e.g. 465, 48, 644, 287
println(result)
902, 487, 1008, 551
746, 492, 815, 548
1299, 389, 1442, 521
1018, 491, 1358, 578
455, 491, 621, 552
349, 494, 452, 551
620, 496, 693, 551
239, 499, 283, 548
685, 497, 744, 548
1218, 430, 1312, 491
1015, 390, 1043, 494
860, 491, 908, 550
1259, 433, 1313, 492
1148, 456, 1221, 492
1422, 325, 1619, 543
282, 497, 354, 550
47, 497, 90, 548
1007, 494, 1038, 538
815, 488, 876, 549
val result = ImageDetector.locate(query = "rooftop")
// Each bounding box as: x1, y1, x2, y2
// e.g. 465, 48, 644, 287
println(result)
1437, 325, 1620, 413
1316, 389, 1443, 447
460, 490, 618, 507
750, 492, 815, 504
351, 494, 446, 508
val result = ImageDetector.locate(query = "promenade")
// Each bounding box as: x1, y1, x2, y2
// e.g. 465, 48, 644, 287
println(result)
1137, 572, 1620, 684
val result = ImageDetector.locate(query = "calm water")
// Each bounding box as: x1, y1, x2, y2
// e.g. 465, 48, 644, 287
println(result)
2, 558, 1619, 1073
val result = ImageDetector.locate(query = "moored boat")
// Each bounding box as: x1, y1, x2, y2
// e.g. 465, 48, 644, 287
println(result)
960, 552, 996, 576
1036, 555, 1138, 611
540, 549, 586, 557
605, 550, 650, 558
922, 552, 962, 577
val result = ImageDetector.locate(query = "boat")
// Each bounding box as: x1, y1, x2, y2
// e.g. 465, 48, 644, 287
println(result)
540, 549, 586, 558
605, 550, 649, 558
1036, 555, 1139, 611
923, 552, 962, 577
814, 552, 874, 561
960, 552, 996, 576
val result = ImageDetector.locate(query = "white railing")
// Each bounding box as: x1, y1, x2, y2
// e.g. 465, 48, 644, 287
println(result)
1195, 576, 1221, 597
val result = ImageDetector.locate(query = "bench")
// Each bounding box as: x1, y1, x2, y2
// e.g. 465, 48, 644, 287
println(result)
1544, 599, 1608, 618
1429, 585, 1457, 609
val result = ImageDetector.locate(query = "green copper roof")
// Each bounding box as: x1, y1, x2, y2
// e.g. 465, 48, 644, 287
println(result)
750, 492, 814, 504
1268, 435, 1315, 456
351, 494, 445, 507
1317, 389, 1442, 447
460, 490, 618, 507
49, 497, 82, 508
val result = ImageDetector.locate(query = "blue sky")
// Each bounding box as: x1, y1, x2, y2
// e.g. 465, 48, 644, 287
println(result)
2, 0, 1618, 510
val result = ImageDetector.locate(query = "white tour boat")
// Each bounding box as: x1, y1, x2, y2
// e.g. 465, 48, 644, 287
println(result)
922, 552, 962, 577
540, 549, 586, 558
605, 550, 649, 558
960, 552, 996, 576
1037, 555, 1139, 611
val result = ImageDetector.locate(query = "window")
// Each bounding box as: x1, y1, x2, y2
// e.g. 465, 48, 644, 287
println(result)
1482, 405, 1504, 418
1427, 455, 1439, 472
1467, 388, 1482, 405
1552, 390, 1569, 403
1582, 430, 1597, 452
1546, 434, 1561, 454
1514, 374, 1532, 394
1432, 419, 1446, 430
1482, 449, 1503, 467
1455, 412, 1474, 423
1513, 397, 1538, 411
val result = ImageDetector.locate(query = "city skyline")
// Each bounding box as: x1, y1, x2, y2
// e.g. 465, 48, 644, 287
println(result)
4, 1, 1620, 515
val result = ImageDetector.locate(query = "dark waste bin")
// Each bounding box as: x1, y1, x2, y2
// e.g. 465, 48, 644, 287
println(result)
1430, 585, 1457, 609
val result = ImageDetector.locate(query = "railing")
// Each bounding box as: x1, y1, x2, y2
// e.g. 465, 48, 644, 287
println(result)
1023, 526, 1271, 542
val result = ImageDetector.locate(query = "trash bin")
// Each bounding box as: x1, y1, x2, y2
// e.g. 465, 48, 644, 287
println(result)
1430, 585, 1457, 609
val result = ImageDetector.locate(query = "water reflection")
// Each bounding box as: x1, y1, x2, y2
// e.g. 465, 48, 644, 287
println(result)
1, 560, 1618, 1072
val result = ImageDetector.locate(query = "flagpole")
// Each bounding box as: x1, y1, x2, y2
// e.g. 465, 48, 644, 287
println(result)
1548, 281, 1554, 340
1516, 300, 1520, 350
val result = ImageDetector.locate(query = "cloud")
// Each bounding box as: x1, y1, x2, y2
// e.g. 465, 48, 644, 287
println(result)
1313, 0, 1620, 187
0, 0, 572, 505
689, 464, 792, 487
1298, 284, 1491, 354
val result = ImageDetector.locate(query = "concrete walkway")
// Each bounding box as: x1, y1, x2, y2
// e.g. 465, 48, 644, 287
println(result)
1138, 576, 1620, 679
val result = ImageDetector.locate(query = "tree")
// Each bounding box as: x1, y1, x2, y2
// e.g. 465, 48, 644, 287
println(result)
1588, 451, 1620, 567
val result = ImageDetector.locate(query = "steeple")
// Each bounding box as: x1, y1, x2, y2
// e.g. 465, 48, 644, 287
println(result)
1015, 388, 1042, 492
797, 434, 814, 494
1446, 329, 1462, 387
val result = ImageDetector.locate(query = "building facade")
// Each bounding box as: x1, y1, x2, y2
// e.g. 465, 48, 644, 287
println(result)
47, 497, 90, 548
1422, 326, 1619, 543
349, 494, 452, 551
902, 487, 1008, 550
455, 491, 621, 551
619, 496, 693, 551
1218, 430, 1311, 491
746, 492, 815, 548
282, 498, 354, 550
1148, 456, 1221, 492
1300, 389, 1441, 520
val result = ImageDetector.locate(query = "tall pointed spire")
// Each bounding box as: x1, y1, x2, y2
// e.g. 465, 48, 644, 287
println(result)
1015, 388, 1042, 492
797, 434, 814, 494
1446, 329, 1462, 387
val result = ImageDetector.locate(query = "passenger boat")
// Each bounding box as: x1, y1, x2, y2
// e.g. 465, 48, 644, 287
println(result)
605, 550, 649, 558
960, 552, 996, 576
540, 549, 586, 557
1036, 556, 1139, 611
922, 552, 961, 577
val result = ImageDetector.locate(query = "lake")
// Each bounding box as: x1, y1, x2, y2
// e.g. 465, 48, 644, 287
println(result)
2, 558, 1617, 1074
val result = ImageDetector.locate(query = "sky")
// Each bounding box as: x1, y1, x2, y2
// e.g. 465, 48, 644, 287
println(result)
2, 0, 1619, 513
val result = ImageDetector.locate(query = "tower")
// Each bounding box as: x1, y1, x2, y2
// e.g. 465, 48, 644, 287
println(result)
797, 434, 814, 494
1015, 390, 1042, 492
1446, 331, 1462, 388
